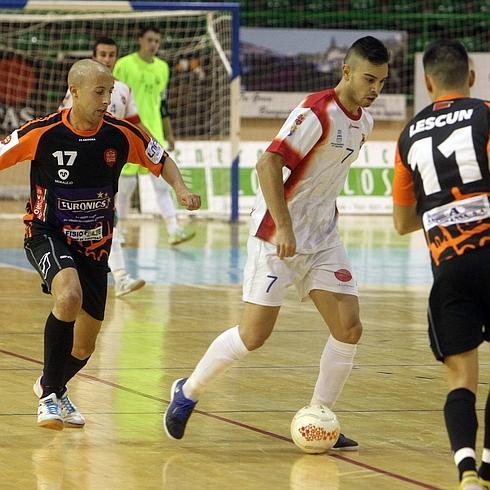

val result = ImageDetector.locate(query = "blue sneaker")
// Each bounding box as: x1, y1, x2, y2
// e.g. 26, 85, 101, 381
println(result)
164, 378, 197, 440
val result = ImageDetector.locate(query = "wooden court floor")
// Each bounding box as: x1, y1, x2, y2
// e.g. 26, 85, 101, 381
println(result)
0, 217, 488, 490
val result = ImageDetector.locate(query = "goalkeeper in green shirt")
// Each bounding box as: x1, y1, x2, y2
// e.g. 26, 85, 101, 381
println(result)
114, 26, 194, 246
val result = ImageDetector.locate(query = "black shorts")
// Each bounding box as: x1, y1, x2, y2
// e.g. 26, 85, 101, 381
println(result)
428, 246, 490, 361
24, 233, 109, 321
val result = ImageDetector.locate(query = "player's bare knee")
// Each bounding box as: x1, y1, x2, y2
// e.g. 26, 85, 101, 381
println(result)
336, 320, 362, 344
54, 289, 82, 319
72, 344, 95, 359
239, 328, 271, 351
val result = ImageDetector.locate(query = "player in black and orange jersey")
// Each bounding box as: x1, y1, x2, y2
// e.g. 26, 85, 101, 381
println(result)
392, 40, 490, 490
0, 59, 200, 431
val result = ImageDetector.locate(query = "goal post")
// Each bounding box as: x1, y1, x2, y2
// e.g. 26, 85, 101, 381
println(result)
0, 0, 241, 221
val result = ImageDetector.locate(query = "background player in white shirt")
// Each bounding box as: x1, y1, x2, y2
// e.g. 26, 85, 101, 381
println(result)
164, 36, 390, 449
60, 37, 146, 297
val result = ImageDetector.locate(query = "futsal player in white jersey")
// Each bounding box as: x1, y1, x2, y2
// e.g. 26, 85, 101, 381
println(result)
164, 36, 390, 449
60, 37, 145, 297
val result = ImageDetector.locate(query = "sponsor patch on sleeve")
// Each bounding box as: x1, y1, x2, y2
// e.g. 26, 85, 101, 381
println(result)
145, 139, 165, 164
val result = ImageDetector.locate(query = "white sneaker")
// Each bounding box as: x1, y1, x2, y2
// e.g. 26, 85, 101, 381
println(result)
59, 393, 85, 427
115, 274, 146, 297
33, 375, 85, 428
37, 393, 63, 431
460, 471, 483, 490
168, 228, 195, 246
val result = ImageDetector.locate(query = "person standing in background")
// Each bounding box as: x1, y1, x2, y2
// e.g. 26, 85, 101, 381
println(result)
114, 26, 195, 246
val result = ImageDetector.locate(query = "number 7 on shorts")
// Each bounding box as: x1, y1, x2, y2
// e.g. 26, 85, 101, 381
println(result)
266, 274, 278, 293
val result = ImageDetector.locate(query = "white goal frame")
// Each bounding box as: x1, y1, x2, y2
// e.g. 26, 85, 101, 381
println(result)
0, 0, 241, 220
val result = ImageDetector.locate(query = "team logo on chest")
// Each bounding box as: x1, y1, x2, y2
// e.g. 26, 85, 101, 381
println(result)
58, 169, 70, 180
331, 129, 344, 148
104, 148, 117, 167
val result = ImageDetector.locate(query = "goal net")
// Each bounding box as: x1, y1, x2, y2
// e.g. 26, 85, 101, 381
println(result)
0, 1, 240, 219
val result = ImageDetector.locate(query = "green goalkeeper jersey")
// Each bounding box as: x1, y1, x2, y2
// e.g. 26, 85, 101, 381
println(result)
114, 52, 170, 144
114, 53, 171, 176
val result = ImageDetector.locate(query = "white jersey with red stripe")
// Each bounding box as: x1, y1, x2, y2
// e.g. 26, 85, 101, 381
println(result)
59, 80, 140, 123
250, 88, 374, 253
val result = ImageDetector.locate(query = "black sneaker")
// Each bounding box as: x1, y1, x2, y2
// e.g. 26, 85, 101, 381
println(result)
164, 378, 197, 440
332, 433, 359, 451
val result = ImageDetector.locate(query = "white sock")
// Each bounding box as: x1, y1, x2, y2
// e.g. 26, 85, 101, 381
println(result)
483, 448, 490, 463
116, 175, 138, 218
165, 216, 180, 235
454, 447, 476, 465
155, 187, 179, 234
150, 174, 180, 234
112, 269, 126, 280
310, 335, 357, 408
183, 326, 249, 401
108, 228, 126, 274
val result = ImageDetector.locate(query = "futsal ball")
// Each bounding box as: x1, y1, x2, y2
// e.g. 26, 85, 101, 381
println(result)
290, 404, 340, 454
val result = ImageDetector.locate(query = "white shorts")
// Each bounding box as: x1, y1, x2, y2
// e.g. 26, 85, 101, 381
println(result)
242, 236, 358, 306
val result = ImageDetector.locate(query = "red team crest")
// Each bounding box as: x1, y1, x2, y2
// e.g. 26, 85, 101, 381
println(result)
288, 113, 305, 136
104, 148, 117, 167
294, 114, 305, 126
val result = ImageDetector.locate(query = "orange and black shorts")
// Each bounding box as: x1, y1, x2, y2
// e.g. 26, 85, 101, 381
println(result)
428, 246, 490, 361
24, 233, 108, 321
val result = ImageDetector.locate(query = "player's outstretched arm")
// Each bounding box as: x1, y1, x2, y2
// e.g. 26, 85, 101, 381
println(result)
256, 151, 296, 258
122, 122, 200, 211
161, 156, 201, 211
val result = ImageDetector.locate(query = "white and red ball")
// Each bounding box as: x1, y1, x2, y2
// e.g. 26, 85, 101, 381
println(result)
290, 404, 340, 454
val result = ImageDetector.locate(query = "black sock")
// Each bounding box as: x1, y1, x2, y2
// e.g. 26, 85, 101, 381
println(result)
444, 388, 478, 479
479, 390, 490, 481
42, 312, 74, 398
458, 457, 477, 477
62, 354, 90, 387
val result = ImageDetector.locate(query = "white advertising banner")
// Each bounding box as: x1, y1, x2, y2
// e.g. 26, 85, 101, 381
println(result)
139, 140, 397, 216
414, 52, 490, 114
241, 91, 407, 121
